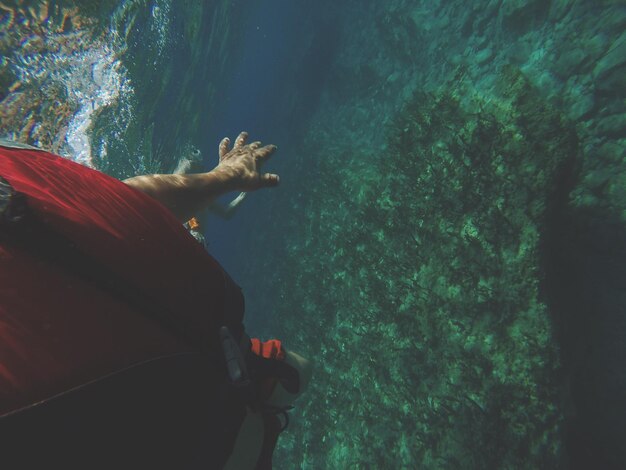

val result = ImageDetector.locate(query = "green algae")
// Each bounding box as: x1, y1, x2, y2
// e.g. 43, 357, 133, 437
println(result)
265, 68, 580, 468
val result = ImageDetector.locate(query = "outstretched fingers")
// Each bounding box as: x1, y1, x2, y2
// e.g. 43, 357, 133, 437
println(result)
254, 144, 277, 163
234, 131, 248, 149
217, 132, 280, 189
219, 137, 231, 160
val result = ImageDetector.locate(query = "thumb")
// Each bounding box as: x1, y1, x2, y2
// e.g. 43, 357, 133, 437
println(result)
260, 173, 280, 187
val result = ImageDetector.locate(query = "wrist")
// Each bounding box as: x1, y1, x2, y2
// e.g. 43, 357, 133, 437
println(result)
208, 166, 241, 193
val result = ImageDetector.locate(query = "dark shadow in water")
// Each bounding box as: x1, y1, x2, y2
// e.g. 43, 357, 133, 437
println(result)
198, 2, 339, 285
286, 18, 341, 144
541, 161, 626, 469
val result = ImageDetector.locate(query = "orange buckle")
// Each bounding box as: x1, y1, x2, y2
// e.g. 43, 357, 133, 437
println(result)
187, 217, 200, 230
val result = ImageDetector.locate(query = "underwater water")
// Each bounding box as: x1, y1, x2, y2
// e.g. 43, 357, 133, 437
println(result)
1, 0, 625, 468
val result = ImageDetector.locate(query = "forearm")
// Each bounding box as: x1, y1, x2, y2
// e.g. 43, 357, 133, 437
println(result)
124, 131, 278, 222
123, 168, 237, 222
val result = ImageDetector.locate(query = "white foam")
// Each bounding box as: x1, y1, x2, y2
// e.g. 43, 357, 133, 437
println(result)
151, 0, 173, 60
63, 43, 131, 166
12, 32, 132, 167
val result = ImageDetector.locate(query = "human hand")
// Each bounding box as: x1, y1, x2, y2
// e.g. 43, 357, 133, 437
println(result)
214, 131, 279, 191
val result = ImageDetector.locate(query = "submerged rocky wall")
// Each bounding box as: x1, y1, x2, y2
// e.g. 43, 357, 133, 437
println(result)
262, 67, 574, 469
239, 1, 626, 468
316, 0, 625, 216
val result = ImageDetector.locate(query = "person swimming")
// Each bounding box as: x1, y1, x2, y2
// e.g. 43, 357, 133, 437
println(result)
0, 131, 311, 469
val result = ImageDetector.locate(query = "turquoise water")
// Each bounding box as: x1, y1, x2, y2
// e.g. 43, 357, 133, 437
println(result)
2, 1, 625, 468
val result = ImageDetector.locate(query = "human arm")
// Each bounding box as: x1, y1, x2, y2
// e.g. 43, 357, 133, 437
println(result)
123, 132, 279, 222
208, 191, 247, 220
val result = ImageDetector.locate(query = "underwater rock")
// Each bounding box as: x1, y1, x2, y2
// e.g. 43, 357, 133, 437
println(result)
593, 30, 626, 82
548, 0, 576, 21
474, 47, 493, 65
501, 0, 550, 35
258, 2, 626, 467
554, 48, 588, 78
506, 37, 534, 65
568, 91, 595, 121
595, 65, 626, 95
595, 114, 626, 139
270, 65, 576, 469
